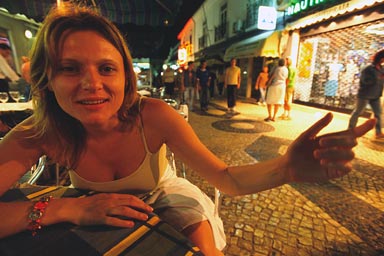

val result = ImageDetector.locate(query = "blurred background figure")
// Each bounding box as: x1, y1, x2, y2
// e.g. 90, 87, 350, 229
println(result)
196, 60, 211, 111
209, 69, 217, 99
217, 69, 225, 96
224, 58, 241, 114
279, 57, 297, 120
181, 61, 196, 111
0, 37, 20, 98
162, 66, 175, 98
20, 56, 31, 101
348, 48, 384, 140
254, 66, 269, 106
264, 58, 288, 122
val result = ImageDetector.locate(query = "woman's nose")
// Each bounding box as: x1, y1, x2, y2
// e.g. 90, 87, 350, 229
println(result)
80, 67, 102, 91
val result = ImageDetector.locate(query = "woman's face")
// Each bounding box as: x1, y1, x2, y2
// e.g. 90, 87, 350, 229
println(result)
50, 30, 125, 128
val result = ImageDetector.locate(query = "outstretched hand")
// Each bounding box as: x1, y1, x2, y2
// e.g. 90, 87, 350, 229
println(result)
284, 113, 375, 183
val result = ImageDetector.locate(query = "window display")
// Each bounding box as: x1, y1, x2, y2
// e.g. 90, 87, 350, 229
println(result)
295, 19, 384, 110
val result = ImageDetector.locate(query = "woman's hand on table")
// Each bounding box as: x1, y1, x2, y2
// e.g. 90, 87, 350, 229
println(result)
63, 193, 153, 228
283, 113, 375, 183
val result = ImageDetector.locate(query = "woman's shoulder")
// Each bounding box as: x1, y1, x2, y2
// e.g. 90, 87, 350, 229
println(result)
140, 97, 175, 119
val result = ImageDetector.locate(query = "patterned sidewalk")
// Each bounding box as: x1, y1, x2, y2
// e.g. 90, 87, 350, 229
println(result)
182, 97, 384, 256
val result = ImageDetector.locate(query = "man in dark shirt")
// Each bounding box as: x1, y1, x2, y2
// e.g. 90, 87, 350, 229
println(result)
196, 60, 211, 111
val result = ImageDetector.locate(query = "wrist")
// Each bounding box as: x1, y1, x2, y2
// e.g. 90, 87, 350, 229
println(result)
27, 196, 53, 236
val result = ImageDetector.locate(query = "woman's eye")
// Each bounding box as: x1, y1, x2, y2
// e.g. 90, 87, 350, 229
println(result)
100, 65, 116, 74
58, 65, 78, 74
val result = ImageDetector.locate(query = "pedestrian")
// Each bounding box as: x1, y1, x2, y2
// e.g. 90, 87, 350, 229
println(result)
217, 69, 225, 96
20, 56, 32, 101
209, 70, 217, 99
224, 58, 241, 114
162, 66, 175, 98
0, 37, 19, 97
255, 66, 269, 105
0, 4, 376, 256
264, 58, 288, 122
279, 57, 296, 120
181, 61, 196, 111
196, 59, 210, 111
348, 48, 384, 139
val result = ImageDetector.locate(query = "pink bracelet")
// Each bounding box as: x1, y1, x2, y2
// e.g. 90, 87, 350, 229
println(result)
27, 196, 53, 236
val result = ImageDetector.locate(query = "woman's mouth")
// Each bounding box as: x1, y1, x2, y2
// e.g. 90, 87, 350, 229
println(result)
79, 99, 108, 105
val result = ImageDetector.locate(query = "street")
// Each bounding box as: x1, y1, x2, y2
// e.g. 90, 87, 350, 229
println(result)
179, 96, 384, 256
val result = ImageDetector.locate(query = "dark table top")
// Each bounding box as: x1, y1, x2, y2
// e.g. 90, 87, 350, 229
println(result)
0, 186, 204, 256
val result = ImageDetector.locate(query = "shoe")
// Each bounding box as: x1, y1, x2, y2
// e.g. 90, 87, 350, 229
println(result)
270, 118, 275, 122
278, 115, 286, 120
285, 116, 292, 120
375, 133, 384, 139
264, 117, 271, 122
255, 102, 260, 105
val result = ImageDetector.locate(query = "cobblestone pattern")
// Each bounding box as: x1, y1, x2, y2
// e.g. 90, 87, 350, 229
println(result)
177, 98, 384, 256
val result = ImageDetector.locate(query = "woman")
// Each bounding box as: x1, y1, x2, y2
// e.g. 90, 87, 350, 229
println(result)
0, 4, 375, 256
264, 58, 288, 122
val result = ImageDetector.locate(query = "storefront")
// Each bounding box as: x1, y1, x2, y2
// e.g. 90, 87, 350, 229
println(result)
285, 0, 384, 111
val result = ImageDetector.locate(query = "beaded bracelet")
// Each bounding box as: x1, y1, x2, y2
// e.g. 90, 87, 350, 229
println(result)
27, 196, 53, 236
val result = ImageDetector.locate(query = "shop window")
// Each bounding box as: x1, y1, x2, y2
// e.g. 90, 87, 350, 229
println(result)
295, 19, 384, 110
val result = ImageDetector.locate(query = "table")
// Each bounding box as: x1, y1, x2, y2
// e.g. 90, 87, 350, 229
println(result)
0, 101, 33, 112
0, 101, 33, 136
0, 186, 204, 256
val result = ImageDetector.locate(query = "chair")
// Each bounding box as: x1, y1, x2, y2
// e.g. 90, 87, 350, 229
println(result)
163, 99, 222, 215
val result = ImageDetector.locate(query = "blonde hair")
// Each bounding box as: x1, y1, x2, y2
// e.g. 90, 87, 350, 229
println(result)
28, 3, 139, 168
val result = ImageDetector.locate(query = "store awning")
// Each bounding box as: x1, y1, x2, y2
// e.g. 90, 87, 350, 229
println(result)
223, 30, 281, 61
286, 0, 384, 30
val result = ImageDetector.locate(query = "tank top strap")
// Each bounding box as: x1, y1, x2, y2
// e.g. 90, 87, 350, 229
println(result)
138, 96, 150, 153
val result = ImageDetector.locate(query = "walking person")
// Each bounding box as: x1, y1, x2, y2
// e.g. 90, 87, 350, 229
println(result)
348, 48, 384, 139
279, 57, 296, 120
196, 60, 210, 111
255, 66, 269, 105
217, 70, 225, 96
224, 58, 241, 114
181, 61, 196, 111
162, 66, 175, 98
264, 58, 288, 122
209, 70, 217, 99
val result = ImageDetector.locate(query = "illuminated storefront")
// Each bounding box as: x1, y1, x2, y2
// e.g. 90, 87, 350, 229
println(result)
285, 0, 384, 111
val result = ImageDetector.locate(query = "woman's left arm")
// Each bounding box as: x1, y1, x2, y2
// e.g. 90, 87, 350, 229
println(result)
151, 102, 375, 196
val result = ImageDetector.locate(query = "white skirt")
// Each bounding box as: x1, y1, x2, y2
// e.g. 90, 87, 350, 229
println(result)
146, 165, 227, 251
266, 84, 286, 105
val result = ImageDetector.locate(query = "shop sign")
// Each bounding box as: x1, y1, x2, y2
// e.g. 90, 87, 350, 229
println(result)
178, 48, 187, 65
257, 6, 277, 30
178, 41, 194, 65
287, 0, 327, 16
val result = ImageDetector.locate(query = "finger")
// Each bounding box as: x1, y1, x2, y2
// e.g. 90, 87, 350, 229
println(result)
109, 206, 149, 221
104, 216, 136, 228
298, 112, 333, 140
106, 193, 153, 213
317, 136, 357, 148
317, 118, 376, 140
323, 163, 352, 179
353, 118, 376, 137
314, 147, 355, 161
118, 197, 153, 213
